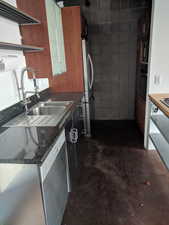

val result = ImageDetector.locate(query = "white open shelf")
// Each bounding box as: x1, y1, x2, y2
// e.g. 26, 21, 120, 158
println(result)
0, 42, 43, 52
0, 0, 40, 24
150, 133, 169, 170
151, 114, 169, 145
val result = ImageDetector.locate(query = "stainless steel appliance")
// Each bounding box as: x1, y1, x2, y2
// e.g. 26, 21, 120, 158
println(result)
40, 129, 69, 225
0, 129, 69, 225
82, 39, 95, 137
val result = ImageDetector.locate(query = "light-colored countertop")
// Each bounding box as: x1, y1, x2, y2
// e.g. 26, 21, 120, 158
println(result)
149, 93, 169, 117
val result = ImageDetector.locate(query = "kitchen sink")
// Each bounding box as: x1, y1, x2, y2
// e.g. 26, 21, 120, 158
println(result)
27, 100, 73, 116
27, 106, 66, 116
3, 101, 73, 127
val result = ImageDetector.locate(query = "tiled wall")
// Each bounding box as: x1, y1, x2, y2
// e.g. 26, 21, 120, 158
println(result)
82, 0, 145, 120
89, 21, 137, 120
0, 0, 49, 111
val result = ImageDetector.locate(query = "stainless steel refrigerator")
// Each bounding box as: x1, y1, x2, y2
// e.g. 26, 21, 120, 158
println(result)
82, 39, 95, 137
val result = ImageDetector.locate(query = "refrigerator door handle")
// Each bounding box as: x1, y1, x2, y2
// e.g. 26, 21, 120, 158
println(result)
88, 54, 94, 89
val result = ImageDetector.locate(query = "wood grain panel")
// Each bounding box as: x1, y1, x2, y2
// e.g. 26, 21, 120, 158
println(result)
136, 96, 146, 135
49, 6, 84, 93
17, 0, 53, 78
17, 2, 84, 92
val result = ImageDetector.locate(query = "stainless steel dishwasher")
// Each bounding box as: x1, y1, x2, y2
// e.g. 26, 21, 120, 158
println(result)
40, 129, 70, 225
0, 127, 69, 225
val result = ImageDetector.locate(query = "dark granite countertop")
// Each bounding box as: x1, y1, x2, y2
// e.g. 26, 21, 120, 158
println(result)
0, 91, 83, 164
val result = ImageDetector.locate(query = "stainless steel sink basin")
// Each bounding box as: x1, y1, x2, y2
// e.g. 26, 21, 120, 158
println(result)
3, 101, 73, 127
27, 106, 66, 116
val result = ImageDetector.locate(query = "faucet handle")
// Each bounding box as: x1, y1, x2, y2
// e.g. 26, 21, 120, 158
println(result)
22, 97, 31, 105
27, 97, 31, 104
36, 92, 40, 99
33, 78, 37, 88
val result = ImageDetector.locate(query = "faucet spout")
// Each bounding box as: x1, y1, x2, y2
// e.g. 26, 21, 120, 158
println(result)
20, 67, 40, 113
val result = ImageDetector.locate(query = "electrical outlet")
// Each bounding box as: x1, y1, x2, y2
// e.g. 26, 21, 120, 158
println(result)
0, 55, 19, 72
154, 75, 160, 85
0, 60, 5, 72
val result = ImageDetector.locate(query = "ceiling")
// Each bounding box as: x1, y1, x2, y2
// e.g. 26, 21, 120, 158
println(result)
81, 0, 151, 25
81, 0, 150, 9
64, 0, 80, 7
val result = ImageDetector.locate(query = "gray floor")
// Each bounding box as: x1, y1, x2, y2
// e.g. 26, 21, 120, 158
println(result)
62, 121, 169, 225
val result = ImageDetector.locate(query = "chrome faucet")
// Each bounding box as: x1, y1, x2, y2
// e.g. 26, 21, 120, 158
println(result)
20, 67, 40, 113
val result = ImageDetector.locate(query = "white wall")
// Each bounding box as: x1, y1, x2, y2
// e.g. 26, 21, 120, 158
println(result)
0, 0, 49, 111
145, 0, 169, 148
147, 0, 169, 94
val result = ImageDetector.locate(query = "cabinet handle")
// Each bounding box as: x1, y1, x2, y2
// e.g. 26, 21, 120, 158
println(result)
153, 107, 158, 113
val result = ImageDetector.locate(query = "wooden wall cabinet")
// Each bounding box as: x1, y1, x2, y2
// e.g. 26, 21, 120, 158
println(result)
49, 6, 84, 93
17, 2, 84, 93
17, 0, 66, 78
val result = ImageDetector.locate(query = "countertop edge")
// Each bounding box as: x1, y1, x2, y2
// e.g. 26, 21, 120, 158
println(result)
149, 93, 169, 118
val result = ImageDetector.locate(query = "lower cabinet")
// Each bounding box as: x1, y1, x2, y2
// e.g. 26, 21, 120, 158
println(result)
65, 103, 83, 190
136, 96, 146, 135
65, 119, 78, 190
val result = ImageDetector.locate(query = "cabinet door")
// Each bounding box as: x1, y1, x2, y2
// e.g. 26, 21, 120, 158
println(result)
45, 0, 66, 75
65, 119, 78, 190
